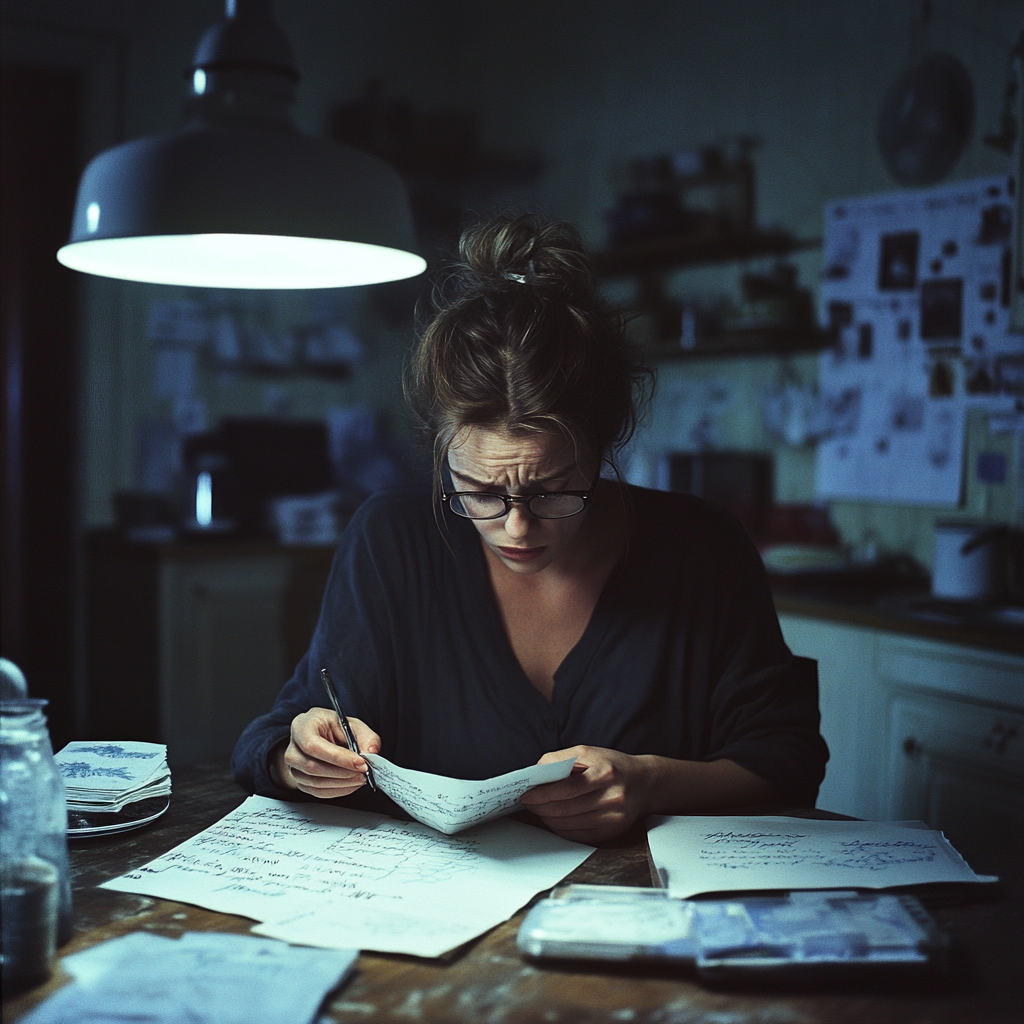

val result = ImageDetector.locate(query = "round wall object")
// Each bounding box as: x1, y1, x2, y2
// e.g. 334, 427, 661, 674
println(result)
877, 53, 974, 186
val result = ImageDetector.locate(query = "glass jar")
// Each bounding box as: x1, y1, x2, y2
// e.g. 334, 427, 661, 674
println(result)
0, 699, 73, 990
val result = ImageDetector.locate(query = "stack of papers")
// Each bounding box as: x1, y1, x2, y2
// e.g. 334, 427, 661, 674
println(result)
55, 741, 171, 812
103, 795, 594, 958
20, 931, 356, 1024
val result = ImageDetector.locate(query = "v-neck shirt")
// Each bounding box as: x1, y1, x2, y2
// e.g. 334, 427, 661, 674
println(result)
231, 484, 828, 812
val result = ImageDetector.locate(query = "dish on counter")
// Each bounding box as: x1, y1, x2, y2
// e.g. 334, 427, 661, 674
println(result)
67, 795, 171, 838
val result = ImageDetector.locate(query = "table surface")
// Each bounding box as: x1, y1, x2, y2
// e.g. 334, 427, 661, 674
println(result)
4, 766, 1023, 1024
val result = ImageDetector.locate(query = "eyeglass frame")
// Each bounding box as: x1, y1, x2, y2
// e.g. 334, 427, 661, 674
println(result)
441, 485, 594, 520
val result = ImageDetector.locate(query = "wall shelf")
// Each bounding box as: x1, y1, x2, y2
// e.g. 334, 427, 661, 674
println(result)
634, 327, 831, 361
596, 229, 821, 277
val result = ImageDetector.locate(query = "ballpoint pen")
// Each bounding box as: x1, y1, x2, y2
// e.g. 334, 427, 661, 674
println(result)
320, 667, 377, 792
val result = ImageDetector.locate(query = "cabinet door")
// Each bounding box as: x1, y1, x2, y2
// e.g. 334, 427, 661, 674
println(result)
159, 556, 290, 765
886, 695, 1024, 860
777, 616, 883, 819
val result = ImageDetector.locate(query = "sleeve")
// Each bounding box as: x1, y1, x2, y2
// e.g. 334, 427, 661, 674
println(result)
698, 513, 829, 807
230, 494, 398, 800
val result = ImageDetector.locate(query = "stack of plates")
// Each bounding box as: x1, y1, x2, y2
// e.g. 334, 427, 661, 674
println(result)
55, 741, 171, 835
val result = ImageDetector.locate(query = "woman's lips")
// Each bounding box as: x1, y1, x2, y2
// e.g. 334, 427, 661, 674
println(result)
497, 545, 547, 563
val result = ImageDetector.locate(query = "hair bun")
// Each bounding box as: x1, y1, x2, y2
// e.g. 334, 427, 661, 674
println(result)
457, 213, 596, 298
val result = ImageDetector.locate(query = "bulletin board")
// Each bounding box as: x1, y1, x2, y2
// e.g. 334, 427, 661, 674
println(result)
815, 176, 1022, 506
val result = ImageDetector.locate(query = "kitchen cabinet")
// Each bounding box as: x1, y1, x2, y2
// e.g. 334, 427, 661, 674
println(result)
777, 616, 886, 820
779, 613, 1024, 859
86, 534, 334, 766
876, 634, 1024, 860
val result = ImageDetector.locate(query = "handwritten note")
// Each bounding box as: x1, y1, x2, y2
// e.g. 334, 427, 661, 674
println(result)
364, 753, 575, 834
647, 816, 996, 899
102, 796, 594, 957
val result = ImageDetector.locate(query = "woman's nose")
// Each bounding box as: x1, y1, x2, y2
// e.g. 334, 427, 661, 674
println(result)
504, 503, 532, 539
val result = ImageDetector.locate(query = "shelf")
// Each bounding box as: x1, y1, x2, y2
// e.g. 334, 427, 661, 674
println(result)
633, 327, 830, 361
597, 229, 821, 277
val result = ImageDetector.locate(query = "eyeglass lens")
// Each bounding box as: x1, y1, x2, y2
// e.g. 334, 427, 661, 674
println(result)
450, 492, 585, 519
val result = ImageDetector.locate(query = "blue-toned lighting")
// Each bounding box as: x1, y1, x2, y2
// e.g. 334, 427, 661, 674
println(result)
196, 472, 213, 527
56, 0, 423, 290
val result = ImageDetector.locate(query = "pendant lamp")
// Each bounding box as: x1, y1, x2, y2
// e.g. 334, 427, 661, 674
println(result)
57, 0, 426, 289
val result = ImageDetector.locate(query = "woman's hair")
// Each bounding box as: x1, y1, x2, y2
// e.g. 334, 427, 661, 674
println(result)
405, 213, 651, 485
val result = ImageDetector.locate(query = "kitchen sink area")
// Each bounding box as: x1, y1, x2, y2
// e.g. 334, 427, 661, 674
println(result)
769, 559, 1024, 657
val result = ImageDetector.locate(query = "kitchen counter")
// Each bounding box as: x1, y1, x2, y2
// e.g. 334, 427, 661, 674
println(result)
770, 573, 1024, 656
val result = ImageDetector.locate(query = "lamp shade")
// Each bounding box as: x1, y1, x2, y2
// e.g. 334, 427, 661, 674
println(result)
57, 1, 426, 289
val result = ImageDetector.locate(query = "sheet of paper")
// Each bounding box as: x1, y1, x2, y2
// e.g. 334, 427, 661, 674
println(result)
647, 816, 995, 899
102, 796, 593, 958
364, 753, 575, 834
814, 357, 965, 507
22, 931, 356, 1024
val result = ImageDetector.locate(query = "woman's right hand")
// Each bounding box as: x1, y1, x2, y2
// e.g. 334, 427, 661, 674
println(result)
271, 708, 381, 799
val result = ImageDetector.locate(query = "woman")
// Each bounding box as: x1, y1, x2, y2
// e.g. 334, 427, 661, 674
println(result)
232, 214, 827, 843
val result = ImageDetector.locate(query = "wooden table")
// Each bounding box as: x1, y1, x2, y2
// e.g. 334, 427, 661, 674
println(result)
4, 766, 1023, 1024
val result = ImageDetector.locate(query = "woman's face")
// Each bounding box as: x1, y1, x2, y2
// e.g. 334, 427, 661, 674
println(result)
446, 425, 595, 576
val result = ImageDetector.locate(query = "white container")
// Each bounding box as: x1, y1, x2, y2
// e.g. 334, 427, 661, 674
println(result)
932, 520, 1006, 601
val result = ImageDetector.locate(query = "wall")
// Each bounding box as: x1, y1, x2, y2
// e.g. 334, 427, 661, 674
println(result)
3, 0, 1022, 567
448, 0, 1023, 567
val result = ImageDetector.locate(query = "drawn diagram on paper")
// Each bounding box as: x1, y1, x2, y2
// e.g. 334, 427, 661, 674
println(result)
364, 753, 576, 834
71, 744, 161, 760
58, 762, 136, 781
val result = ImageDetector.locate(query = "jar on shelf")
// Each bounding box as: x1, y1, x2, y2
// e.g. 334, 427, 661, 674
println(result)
0, 699, 73, 991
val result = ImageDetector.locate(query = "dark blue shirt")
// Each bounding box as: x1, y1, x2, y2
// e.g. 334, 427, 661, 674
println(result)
231, 484, 827, 812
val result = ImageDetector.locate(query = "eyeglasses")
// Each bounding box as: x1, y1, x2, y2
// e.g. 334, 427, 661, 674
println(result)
442, 487, 592, 520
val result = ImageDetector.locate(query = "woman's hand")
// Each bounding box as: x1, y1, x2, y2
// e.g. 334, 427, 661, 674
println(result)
519, 746, 652, 844
271, 708, 380, 799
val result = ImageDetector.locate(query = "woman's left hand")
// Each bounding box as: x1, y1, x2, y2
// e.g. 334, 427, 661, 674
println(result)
519, 746, 652, 844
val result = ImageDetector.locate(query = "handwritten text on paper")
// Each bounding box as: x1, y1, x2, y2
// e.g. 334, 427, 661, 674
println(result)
364, 753, 576, 834
102, 796, 594, 957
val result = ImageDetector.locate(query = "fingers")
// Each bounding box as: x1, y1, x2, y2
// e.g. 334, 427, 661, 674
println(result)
350, 717, 382, 755
522, 746, 647, 842
282, 708, 376, 800
519, 772, 595, 807
537, 747, 587, 767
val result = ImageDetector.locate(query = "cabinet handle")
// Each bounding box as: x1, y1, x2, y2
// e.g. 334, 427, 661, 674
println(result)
902, 737, 920, 757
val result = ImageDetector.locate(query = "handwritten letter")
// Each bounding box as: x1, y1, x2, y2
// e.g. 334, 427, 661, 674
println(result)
365, 754, 575, 834
647, 816, 995, 899
102, 796, 593, 957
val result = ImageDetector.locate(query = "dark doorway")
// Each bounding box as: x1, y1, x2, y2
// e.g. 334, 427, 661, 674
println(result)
1, 64, 82, 749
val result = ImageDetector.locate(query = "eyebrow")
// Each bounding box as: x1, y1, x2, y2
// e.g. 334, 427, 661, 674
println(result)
449, 463, 579, 490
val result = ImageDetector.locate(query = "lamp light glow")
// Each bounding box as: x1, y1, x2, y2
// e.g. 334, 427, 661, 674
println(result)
196, 472, 213, 527
59, 0, 423, 290
58, 233, 426, 289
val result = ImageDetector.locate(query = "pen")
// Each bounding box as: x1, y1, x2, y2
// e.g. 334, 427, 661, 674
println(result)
320, 667, 376, 792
